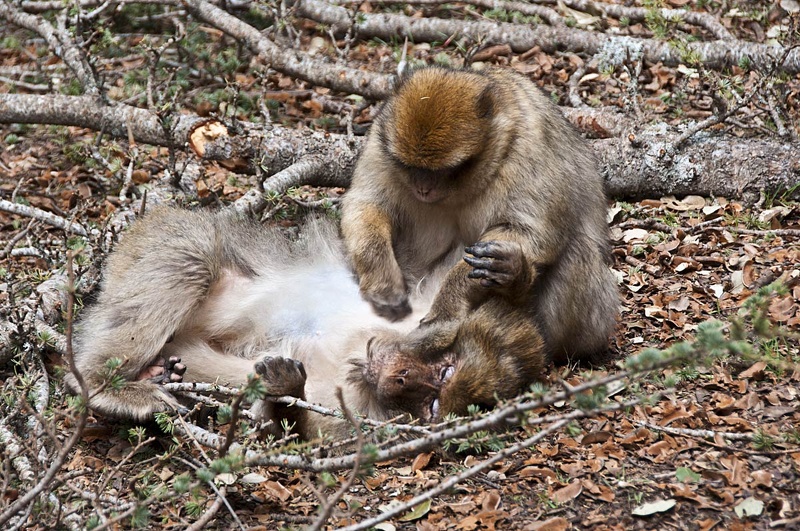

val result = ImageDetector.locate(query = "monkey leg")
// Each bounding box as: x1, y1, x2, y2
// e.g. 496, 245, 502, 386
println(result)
70, 210, 228, 420
162, 337, 259, 387
62, 372, 184, 422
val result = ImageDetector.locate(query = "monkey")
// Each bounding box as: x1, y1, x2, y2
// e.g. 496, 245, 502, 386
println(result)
341, 66, 619, 364
66, 207, 546, 439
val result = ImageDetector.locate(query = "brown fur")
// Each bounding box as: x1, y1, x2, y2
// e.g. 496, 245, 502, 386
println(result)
342, 66, 619, 363
356, 300, 545, 422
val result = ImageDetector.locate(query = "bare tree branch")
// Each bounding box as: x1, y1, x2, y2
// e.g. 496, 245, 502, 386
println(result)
2, 93, 796, 202
0, 94, 205, 148
0, 199, 88, 236
297, 0, 800, 73
182, 0, 392, 99
0, 0, 99, 94
557, 0, 733, 41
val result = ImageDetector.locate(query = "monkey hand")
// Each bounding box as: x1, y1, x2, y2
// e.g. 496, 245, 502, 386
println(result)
362, 284, 412, 322
255, 356, 307, 398
465, 240, 531, 291
367, 291, 412, 321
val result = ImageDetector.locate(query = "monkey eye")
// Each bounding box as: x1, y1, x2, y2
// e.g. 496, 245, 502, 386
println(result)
395, 369, 409, 386
439, 365, 455, 382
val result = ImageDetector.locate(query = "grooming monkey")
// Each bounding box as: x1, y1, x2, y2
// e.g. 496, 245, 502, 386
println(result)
342, 66, 618, 363
67, 207, 545, 438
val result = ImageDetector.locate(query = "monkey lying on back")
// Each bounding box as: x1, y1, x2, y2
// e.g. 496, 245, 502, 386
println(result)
67, 207, 545, 439
342, 66, 618, 363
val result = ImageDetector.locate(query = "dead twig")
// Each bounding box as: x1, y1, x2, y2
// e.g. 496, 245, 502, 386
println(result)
307, 388, 366, 530
0, 200, 88, 236
0, 251, 89, 527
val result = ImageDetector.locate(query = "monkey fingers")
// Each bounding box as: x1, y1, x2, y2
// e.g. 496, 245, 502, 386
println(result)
140, 356, 187, 384
255, 356, 307, 398
163, 356, 187, 383
464, 240, 524, 288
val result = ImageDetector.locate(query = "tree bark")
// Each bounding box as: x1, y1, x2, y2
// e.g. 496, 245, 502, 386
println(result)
3, 93, 796, 202
0, 94, 205, 148
600, 128, 800, 202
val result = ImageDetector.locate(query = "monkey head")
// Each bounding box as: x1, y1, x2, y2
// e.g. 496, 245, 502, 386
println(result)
363, 330, 456, 422
357, 316, 539, 423
380, 68, 495, 204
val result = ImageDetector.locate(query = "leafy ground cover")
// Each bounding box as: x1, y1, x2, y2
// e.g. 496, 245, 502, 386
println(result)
2, 125, 797, 528
1, 0, 799, 528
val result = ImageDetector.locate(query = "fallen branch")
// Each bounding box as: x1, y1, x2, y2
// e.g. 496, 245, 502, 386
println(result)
333, 0, 733, 40
296, 0, 800, 73
0, 200, 88, 236
163, 382, 433, 435
0, 253, 89, 528
557, 0, 733, 41
185, 487, 227, 531
0, 422, 35, 483
0, 0, 99, 94
638, 421, 755, 441
3, 94, 797, 202
183, 0, 391, 100
598, 126, 800, 203
341, 418, 573, 531
308, 388, 366, 531
0, 94, 206, 149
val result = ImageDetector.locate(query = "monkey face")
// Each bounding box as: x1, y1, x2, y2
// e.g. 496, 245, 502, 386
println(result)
402, 160, 475, 204
362, 313, 543, 423
406, 166, 454, 203
380, 67, 493, 204
364, 332, 457, 422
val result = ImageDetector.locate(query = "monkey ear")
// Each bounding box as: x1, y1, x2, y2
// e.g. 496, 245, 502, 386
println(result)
477, 85, 495, 119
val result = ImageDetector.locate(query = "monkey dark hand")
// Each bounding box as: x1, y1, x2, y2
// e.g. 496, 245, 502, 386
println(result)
255, 356, 307, 398
363, 287, 412, 322
465, 240, 531, 290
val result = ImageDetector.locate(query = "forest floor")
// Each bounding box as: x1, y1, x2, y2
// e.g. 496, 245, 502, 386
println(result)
1, 1, 800, 529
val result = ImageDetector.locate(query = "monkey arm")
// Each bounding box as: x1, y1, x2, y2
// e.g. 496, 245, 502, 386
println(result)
341, 200, 411, 321
421, 225, 550, 324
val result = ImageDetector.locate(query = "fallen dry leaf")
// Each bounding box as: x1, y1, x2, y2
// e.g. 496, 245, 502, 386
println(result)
552, 481, 582, 504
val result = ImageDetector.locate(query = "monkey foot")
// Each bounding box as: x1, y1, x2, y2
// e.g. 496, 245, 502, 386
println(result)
139, 356, 187, 384
255, 356, 307, 398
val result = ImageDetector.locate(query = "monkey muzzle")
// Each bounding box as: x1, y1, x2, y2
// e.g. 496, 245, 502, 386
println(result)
408, 167, 455, 204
